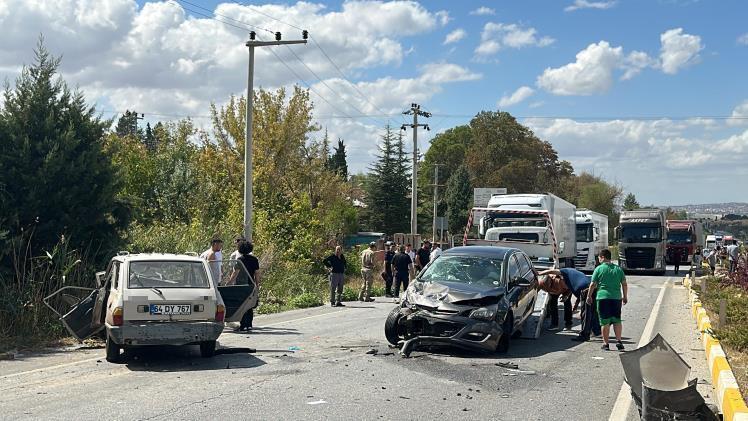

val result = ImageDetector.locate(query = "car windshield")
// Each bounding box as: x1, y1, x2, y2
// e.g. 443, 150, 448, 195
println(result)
621, 225, 662, 243
667, 231, 692, 245
576, 223, 594, 243
128, 261, 211, 288
418, 255, 503, 287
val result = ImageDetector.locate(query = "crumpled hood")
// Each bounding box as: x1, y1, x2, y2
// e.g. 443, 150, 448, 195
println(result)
407, 280, 505, 309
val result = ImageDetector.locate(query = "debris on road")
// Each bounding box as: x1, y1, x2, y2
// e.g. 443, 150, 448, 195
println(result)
495, 361, 519, 369
306, 400, 327, 405
0, 352, 16, 360
365, 348, 378, 355
288, 346, 302, 351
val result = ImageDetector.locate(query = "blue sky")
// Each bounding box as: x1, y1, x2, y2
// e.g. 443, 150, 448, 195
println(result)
2, 0, 747, 205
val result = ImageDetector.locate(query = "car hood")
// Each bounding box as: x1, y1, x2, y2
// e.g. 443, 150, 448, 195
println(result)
406, 280, 505, 309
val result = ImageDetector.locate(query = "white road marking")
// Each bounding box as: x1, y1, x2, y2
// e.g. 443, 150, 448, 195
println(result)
0, 356, 103, 380
608, 279, 669, 421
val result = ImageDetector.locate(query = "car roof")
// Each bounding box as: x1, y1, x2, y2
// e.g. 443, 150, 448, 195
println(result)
113, 253, 205, 263
442, 246, 517, 259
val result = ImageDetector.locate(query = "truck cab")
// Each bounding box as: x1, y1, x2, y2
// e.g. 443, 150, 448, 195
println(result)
574, 209, 609, 272
615, 209, 667, 275
666, 220, 704, 265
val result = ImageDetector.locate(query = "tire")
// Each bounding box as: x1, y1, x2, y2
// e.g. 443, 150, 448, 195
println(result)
200, 340, 216, 358
105, 334, 121, 363
384, 306, 403, 345
496, 313, 512, 354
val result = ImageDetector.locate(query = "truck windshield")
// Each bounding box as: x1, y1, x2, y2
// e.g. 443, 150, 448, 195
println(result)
667, 231, 693, 245
486, 212, 547, 228
576, 223, 594, 243
621, 225, 662, 243
128, 261, 211, 288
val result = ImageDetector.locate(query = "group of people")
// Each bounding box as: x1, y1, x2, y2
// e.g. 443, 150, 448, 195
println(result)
200, 235, 260, 332
537, 249, 628, 351
703, 241, 742, 275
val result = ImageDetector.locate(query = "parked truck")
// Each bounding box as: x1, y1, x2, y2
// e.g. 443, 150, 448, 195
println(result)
615, 209, 667, 275
705, 234, 716, 251
574, 209, 609, 272
470, 193, 576, 269
665, 220, 704, 265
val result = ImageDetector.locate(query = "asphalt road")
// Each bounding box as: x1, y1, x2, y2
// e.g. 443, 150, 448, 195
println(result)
0, 269, 715, 421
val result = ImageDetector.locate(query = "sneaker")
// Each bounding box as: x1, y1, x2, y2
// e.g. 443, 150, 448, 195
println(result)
385, 293, 394, 298
616, 342, 625, 351
335, 302, 345, 307
571, 335, 589, 342
564, 324, 573, 331
601, 343, 610, 351
331, 302, 336, 307
365, 298, 375, 302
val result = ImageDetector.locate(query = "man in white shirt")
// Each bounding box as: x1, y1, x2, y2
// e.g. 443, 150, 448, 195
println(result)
229, 234, 246, 261
726, 242, 739, 273
430, 242, 443, 261
200, 238, 223, 284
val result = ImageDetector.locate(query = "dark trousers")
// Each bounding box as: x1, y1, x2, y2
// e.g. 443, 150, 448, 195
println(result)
382, 271, 393, 295
547, 294, 572, 327
240, 308, 254, 329
579, 289, 601, 338
394, 272, 409, 296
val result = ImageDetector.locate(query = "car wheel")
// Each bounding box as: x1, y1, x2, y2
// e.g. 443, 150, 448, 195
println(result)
105, 334, 121, 363
200, 340, 216, 358
384, 306, 403, 345
496, 313, 512, 354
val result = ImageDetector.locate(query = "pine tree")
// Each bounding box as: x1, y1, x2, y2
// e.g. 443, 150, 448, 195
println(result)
445, 165, 472, 234
144, 122, 157, 152
329, 138, 348, 180
115, 110, 142, 139
0, 39, 129, 260
365, 126, 411, 234
623, 193, 640, 211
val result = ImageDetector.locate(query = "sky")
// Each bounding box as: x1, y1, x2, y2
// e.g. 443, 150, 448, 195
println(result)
1, 0, 747, 205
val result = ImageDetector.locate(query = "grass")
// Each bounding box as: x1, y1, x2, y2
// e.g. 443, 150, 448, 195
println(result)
693, 275, 748, 401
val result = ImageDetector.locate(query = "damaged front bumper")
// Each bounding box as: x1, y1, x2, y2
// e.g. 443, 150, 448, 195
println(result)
399, 308, 502, 354
108, 321, 224, 346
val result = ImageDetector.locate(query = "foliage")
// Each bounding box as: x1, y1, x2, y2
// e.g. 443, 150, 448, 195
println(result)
289, 291, 324, 309
328, 138, 348, 180
115, 110, 143, 140
445, 165, 472, 234
698, 273, 748, 351
364, 125, 411, 234
665, 208, 689, 220
623, 193, 640, 211
561, 172, 623, 243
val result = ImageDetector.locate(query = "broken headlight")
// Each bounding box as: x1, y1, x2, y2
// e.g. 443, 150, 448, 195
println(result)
469, 306, 497, 321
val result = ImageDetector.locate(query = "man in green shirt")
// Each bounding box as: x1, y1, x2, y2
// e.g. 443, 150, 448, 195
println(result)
586, 249, 628, 351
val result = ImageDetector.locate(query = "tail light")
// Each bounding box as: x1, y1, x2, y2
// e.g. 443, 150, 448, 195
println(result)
112, 307, 124, 326
215, 304, 225, 322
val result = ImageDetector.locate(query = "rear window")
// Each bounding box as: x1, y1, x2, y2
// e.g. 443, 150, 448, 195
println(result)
128, 261, 210, 289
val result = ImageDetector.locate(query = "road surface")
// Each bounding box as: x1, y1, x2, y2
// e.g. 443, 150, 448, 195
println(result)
0, 270, 715, 420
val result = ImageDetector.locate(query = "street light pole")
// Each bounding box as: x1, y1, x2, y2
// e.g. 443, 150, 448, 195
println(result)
244, 31, 307, 241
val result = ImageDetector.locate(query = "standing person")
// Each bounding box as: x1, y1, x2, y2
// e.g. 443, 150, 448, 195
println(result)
587, 249, 628, 351
405, 243, 416, 280
692, 247, 703, 271
323, 246, 347, 307
391, 245, 413, 299
383, 243, 396, 298
726, 241, 739, 273
229, 234, 246, 260
672, 248, 683, 275
200, 237, 223, 284
359, 242, 376, 302
430, 242, 443, 261
707, 247, 719, 275
415, 241, 432, 273
228, 241, 260, 331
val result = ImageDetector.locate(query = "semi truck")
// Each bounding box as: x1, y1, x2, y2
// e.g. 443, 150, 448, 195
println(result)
574, 209, 609, 272
469, 193, 576, 269
705, 234, 716, 250
665, 220, 704, 265
615, 209, 667, 275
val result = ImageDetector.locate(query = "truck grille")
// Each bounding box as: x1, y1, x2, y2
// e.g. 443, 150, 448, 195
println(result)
625, 247, 655, 269
574, 252, 589, 269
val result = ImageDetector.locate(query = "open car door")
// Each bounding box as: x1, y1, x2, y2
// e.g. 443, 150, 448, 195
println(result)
44, 285, 107, 341
217, 259, 259, 322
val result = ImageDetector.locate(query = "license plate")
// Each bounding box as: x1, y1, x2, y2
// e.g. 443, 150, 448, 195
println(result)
150, 304, 191, 315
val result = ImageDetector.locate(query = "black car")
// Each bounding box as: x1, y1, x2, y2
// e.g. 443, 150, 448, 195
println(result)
384, 246, 538, 356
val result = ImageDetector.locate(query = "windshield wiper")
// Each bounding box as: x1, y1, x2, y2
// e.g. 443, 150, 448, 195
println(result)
151, 287, 165, 298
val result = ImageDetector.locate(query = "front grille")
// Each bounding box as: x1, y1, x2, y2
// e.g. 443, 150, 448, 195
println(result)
625, 247, 655, 269
409, 318, 464, 337
574, 252, 589, 268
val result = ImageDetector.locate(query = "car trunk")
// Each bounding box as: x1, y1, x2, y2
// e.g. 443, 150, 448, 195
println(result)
122, 288, 217, 322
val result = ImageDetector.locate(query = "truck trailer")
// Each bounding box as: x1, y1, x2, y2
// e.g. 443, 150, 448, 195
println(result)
574, 209, 609, 272
665, 220, 704, 265
615, 209, 667, 275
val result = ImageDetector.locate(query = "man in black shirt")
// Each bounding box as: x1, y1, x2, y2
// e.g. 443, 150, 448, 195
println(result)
391, 245, 413, 297
383, 242, 395, 297
323, 246, 347, 307
229, 241, 260, 331
415, 241, 432, 273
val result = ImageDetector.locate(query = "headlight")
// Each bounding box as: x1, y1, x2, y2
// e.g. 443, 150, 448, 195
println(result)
469, 307, 497, 321
655, 260, 663, 268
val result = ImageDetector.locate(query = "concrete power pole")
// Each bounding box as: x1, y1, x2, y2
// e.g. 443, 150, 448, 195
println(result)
431, 164, 445, 242
244, 30, 308, 241
401, 103, 431, 235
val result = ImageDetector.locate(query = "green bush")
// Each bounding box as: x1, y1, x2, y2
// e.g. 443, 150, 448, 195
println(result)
289, 292, 323, 309
696, 276, 748, 351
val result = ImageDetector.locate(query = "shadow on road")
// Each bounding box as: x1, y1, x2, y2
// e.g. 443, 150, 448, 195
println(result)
225, 326, 301, 336
121, 345, 266, 372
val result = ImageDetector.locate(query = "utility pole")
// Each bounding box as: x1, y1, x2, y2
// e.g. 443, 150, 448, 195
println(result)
401, 103, 431, 235
244, 30, 308, 241
431, 164, 445, 242
132, 111, 144, 137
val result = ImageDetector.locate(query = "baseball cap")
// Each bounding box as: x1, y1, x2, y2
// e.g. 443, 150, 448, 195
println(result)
369, 241, 377, 246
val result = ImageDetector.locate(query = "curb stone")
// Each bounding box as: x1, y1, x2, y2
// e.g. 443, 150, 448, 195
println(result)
683, 276, 748, 421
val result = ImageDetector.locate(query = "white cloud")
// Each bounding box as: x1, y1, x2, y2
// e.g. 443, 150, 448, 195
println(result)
728, 100, 748, 127
621, 50, 657, 80
435, 10, 450, 26
443, 28, 466, 45
498, 86, 535, 107
536, 41, 623, 95
564, 0, 617, 12
738, 33, 748, 46
659, 28, 703, 74
475, 22, 554, 57
470, 6, 495, 16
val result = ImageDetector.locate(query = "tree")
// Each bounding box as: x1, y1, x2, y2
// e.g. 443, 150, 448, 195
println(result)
445, 165, 472, 235
329, 138, 348, 180
115, 110, 142, 140
365, 125, 410, 234
144, 122, 157, 152
623, 193, 640, 211
0, 39, 128, 260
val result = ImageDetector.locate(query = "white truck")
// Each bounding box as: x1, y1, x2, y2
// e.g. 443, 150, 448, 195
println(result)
472, 193, 577, 269
574, 209, 609, 272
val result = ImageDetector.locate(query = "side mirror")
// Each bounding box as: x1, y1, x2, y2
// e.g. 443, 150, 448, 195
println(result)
95, 271, 106, 288
558, 241, 565, 254
512, 276, 533, 288
614, 226, 621, 240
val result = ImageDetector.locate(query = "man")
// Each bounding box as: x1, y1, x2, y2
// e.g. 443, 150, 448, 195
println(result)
227, 241, 260, 331
692, 247, 703, 271
391, 245, 413, 298
536, 271, 572, 331
359, 242, 376, 302
726, 241, 739, 273
200, 237, 223, 284
323, 246, 347, 307
383, 243, 396, 297
405, 243, 416, 279
672, 247, 683, 275
587, 249, 627, 351
429, 242, 443, 262
228, 234, 245, 261
415, 241, 432, 273
539, 267, 599, 340
707, 247, 719, 275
